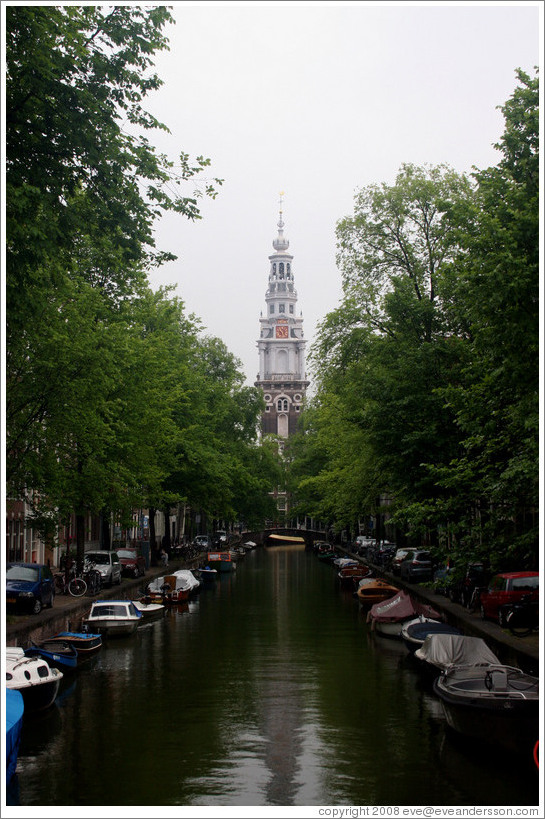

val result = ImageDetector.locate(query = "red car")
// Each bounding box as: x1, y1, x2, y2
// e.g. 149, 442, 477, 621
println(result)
480, 571, 539, 623
117, 548, 146, 578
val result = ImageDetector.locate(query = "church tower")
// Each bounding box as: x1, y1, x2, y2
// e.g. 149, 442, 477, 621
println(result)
255, 196, 310, 440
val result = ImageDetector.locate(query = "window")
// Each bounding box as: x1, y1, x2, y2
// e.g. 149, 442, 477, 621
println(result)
279, 304, 285, 313
269, 304, 274, 314
289, 304, 294, 314
287, 263, 291, 276
273, 263, 276, 274
279, 262, 284, 277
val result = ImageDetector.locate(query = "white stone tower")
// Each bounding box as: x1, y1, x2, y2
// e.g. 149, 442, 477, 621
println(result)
255, 195, 309, 440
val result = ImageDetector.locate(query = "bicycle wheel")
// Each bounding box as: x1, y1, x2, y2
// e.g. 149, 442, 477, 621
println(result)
507, 611, 533, 638
68, 577, 87, 597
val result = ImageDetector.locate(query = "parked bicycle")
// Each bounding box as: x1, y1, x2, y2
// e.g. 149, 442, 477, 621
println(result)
83, 561, 102, 595
501, 594, 539, 638
54, 567, 87, 597
467, 585, 487, 614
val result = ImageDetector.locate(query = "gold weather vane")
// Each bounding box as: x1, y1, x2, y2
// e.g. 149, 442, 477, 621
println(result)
279, 191, 285, 213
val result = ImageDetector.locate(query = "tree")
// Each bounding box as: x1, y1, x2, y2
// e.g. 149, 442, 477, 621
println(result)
5, 6, 222, 567
435, 68, 539, 567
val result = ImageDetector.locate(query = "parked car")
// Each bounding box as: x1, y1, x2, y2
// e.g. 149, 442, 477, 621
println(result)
84, 551, 121, 587
6, 562, 56, 614
116, 548, 146, 578
193, 534, 212, 549
390, 548, 413, 576
480, 571, 539, 624
400, 550, 433, 583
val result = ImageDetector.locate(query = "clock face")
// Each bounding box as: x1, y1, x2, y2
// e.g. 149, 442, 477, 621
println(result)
275, 325, 289, 339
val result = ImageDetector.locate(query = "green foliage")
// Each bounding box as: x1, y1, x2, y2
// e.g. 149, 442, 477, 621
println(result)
6, 5, 277, 558
292, 69, 539, 568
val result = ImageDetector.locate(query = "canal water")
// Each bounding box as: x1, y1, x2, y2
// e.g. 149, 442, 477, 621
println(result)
9, 545, 539, 811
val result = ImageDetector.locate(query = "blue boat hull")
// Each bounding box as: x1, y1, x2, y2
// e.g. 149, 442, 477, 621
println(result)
6, 689, 24, 784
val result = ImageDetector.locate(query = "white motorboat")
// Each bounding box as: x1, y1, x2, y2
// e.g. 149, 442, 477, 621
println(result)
6, 647, 63, 712
82, 599, 142, 637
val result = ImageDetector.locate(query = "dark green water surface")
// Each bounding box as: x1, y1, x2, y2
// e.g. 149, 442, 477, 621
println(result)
11, 546, 539, 808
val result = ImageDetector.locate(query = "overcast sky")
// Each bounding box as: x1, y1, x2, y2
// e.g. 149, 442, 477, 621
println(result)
146, 1, 541, 387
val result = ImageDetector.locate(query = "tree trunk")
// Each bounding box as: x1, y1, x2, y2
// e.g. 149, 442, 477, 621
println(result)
76, 512, 85, 574
149, 506, 157, 565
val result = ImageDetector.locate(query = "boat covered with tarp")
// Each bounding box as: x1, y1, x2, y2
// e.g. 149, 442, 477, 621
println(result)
367, 590, 440, 638
414, 634, 500, 675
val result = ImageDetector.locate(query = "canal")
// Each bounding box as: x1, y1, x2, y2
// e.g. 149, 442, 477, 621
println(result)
9, 545, 539, 809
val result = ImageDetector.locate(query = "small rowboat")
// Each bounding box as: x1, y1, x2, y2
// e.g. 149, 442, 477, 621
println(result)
133, 599, 166, 621
25, 639, 79, 671
356, 578, 399, 608
47, 631, 103, 662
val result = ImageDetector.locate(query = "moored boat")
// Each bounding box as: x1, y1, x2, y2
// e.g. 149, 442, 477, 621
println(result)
338, 563, 372, 589
6, 688, 24, 784
195, 565, 219, 583
25, 639, 79, 671
356, 578, 399, 608
6, 647, 63, 712
82, 599, 142, 637
133, 599, 166, 621
206, 551, 237, 573
145, 570, 199, 604
433, 663, 539, 755
47, 631, 103, 662
414, 634, 500, 677
367, 590, 440, 638
401, 618, 462, 654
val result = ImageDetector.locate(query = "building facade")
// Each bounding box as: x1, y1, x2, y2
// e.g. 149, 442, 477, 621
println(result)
255, 199, 310, 442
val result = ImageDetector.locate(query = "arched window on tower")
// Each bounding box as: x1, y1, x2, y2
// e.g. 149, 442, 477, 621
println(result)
272, 263, 277, 275
283, 399, 288, 411
287, 263, 291, 277
279, 263, 284, 278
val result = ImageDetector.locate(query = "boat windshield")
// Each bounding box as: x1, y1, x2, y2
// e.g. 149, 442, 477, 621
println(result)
7, 566, 39, 582
90, 604, 130, 617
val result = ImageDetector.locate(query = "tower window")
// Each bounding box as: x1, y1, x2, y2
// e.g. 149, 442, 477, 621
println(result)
272, 263, 276, 274
289, 304, 294, 314
279, 263, 284, 278
279, 304, 285, 313
287, 263, 291, 276
269, 304, 275, 314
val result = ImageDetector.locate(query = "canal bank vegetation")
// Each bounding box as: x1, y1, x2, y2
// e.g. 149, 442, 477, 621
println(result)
5, 6, 281, 569
286, 69, 539, 573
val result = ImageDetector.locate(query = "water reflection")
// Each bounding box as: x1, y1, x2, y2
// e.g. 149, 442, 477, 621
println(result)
11, 545, 540, 808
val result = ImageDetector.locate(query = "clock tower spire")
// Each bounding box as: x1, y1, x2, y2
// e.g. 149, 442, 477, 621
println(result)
255, 196, 310, 440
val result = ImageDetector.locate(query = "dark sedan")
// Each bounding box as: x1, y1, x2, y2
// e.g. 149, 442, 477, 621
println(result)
116, 548, 146, 578
6, 562, 56, 614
